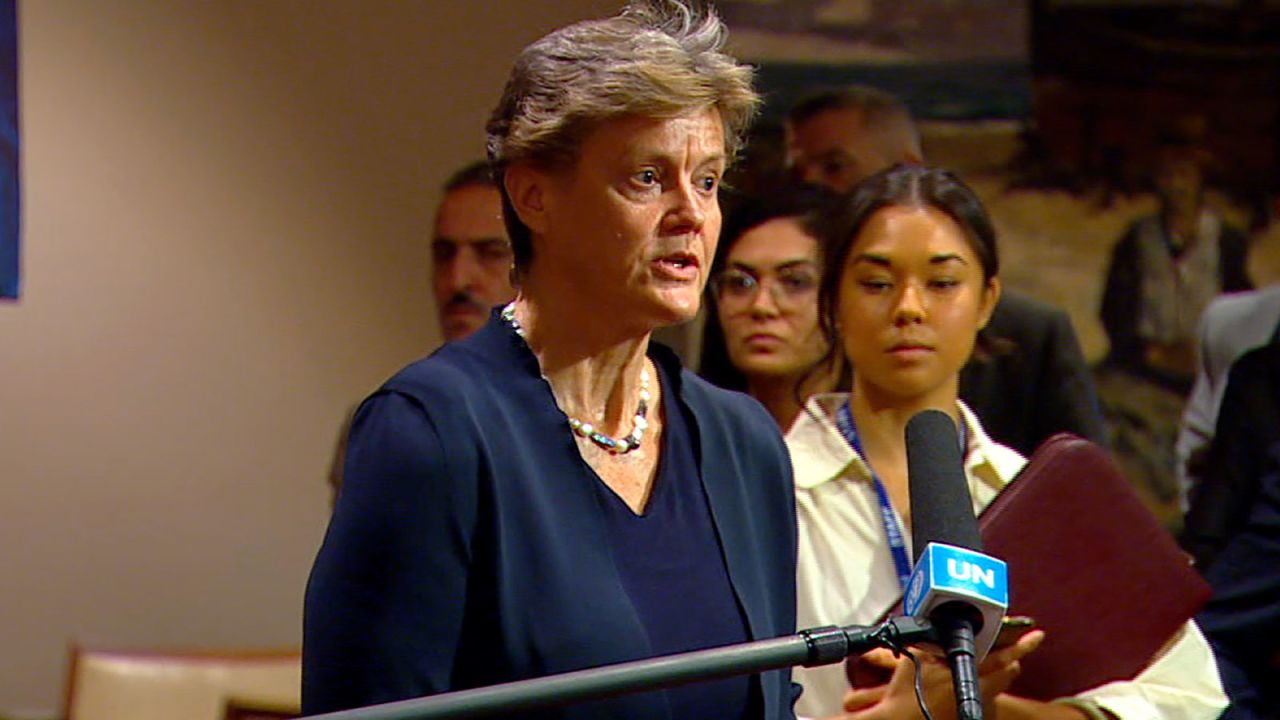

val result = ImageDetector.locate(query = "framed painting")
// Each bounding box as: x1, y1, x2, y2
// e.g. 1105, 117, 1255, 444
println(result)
719, 0, 1031, 122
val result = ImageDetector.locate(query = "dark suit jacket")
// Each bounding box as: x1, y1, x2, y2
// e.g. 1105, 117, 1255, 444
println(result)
303, 314, 799, 719
1184, 342, 1280, 566
959, 290, 1109, 455
1196, 449, 1280, 720
1187, 343, 1280, 717
1192, 344, 1280, 718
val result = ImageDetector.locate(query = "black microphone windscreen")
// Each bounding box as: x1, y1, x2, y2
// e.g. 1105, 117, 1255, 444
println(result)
906, 409, 983, 561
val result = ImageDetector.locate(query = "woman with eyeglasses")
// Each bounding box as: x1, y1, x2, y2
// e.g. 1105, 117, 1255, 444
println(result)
702, 185, 843, 430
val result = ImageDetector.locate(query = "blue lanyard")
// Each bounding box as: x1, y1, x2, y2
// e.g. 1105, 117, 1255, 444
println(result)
835, 402, 914, 592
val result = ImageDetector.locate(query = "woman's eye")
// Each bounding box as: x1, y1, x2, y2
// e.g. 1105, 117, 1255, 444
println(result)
860, 279, 892, 292
699, 175, 719, 193
929, 278, 960, 290
716, 271, 756, 296
635, 169, 658, 186
779, 272, 817, 293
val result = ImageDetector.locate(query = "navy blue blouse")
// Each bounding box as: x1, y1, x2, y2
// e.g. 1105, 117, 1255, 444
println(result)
595, 359, 756, 718
303, 312, 798, 719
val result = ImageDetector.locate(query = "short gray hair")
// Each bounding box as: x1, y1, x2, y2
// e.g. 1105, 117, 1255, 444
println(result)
486, 0, 760, 275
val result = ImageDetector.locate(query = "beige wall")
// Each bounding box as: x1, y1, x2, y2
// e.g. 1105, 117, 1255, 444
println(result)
8, 2, 1277, 717
0, 1, 606, 714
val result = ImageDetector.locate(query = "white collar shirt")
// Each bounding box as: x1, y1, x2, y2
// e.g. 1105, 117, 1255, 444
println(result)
786, 393, 1226, 720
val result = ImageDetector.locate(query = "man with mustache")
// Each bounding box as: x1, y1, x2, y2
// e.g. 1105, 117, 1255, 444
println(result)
431, 161, 516, 341
328, 162, 515, 507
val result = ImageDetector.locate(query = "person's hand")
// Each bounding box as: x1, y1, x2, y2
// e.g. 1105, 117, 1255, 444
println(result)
847, 647, 899, 690
978, 628, 1044, 678
841, 630, 1045, 720
841, 649, 956, 720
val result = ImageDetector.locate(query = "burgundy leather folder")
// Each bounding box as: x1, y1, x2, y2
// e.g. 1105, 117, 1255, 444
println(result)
861, 433, 1211, 699
981, 433, 1211, 698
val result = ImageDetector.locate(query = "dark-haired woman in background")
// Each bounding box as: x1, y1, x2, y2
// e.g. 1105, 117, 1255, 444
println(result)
701, 185, 842, 430
786, 164, 1226, 719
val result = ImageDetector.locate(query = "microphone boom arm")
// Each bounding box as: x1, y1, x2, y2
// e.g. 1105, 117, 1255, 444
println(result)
305, 618, 937, 720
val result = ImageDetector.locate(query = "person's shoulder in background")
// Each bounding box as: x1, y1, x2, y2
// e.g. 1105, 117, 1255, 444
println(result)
961, 289, 1108, 455
1199, 286, 1280, 376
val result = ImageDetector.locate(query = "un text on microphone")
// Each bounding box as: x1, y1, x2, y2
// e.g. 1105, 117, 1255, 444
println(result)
904, 543, 1009, 659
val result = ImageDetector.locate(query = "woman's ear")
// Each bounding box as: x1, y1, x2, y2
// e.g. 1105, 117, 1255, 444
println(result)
503, 163, 553, 237
977, 277, 1002, 331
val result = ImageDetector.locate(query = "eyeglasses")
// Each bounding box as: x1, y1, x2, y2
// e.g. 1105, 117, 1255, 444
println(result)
712, 266, 819, 308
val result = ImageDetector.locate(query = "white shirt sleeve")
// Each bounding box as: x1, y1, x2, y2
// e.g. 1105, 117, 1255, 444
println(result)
1075, 620, 1228, 720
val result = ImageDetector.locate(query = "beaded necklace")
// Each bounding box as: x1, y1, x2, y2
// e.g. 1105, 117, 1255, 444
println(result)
501, 302, 650, 455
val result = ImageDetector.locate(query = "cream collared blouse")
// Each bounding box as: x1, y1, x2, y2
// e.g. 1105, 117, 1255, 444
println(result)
786, 393, 1227, 720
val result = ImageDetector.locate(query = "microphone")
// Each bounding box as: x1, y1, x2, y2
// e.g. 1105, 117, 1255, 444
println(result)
904, 410, 1009, 720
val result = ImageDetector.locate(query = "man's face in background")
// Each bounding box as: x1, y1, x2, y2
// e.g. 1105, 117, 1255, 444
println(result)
431, 184, 514, 341
785, 106, 902, 193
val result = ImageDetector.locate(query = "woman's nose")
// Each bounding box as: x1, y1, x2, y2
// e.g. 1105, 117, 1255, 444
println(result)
748, 281, 782, 318
665, 179, 707, 234
893, 283, 926, 324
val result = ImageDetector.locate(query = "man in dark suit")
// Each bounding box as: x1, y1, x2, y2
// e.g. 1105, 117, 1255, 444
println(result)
1176, 285, 1280, 506
959, 291, 1108, 454
783, 85, 1108, 454
1190, 342, 1280, 719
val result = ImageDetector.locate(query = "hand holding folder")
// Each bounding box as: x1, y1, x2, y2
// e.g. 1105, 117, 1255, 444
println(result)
859, 434, 1211, 700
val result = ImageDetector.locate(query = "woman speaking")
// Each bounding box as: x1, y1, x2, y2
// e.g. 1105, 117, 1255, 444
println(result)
302, 2, 798, 719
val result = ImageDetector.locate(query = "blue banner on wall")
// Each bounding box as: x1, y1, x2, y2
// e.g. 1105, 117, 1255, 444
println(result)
0, 0, 17, 300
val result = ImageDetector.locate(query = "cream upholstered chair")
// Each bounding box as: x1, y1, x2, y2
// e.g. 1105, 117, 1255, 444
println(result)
63, 645, 300, 720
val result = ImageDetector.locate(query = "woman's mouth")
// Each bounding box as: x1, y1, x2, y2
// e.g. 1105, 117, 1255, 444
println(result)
888, 343, 934, 360
653, 253, 700, 281
743, 333, 784, 350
